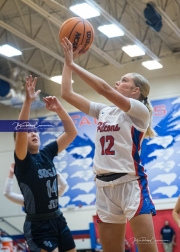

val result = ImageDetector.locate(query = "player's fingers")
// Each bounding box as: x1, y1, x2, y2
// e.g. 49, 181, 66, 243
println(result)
64, 37, 73, 50
61, 43, 66, 51
33, 77, 37, 86
43, 97, 50, 105
61, 39, 67, 48
61, 40, 69, 52
35, 90, 41, 96
25, 76, 29, 88
29, 75, 33, 86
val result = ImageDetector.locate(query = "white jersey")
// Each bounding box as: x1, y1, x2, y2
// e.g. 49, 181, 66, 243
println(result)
88, 98, 150, 177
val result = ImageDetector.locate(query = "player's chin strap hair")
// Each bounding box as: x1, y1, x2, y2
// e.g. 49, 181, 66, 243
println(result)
143, 96, 148, 105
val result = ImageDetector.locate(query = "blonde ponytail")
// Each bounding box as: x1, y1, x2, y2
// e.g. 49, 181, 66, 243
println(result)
143, 99, 157, 138
131, 73, 157, 139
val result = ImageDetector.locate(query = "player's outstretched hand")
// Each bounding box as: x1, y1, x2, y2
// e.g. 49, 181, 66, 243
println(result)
43, 96, 62, 113
25, 75, 41, 102
61, 37, 74, 66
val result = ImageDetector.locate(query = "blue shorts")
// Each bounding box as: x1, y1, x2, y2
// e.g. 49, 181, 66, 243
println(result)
24, 212, 75, 252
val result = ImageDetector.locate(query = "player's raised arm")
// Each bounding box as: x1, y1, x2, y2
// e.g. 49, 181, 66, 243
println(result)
15, 76, 41, 160
43, 96, 78, 153
61, 38, 131, 112
61, 63, 91, 114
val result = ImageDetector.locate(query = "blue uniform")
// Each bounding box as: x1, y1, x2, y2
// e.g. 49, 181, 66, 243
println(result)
14, 141, 75, 252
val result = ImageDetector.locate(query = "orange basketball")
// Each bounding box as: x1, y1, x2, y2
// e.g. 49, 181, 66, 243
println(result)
59, 17, 94, 53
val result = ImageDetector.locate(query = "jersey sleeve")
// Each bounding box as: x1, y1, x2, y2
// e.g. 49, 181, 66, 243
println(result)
88, 102, 107, 119
126, 98, 150, 129
3, 178, 24, 205
14, 151, 31, 169
41, 141, 58, 160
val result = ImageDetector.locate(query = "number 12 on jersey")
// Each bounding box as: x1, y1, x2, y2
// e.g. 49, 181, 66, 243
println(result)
100, 135, 115, 155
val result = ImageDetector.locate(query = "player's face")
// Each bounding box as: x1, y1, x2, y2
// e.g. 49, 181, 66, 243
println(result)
27, 131, 40, 153
114, 73, 137, 97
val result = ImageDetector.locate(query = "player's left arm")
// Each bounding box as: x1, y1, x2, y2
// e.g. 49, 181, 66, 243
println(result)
15, 76, 41, 160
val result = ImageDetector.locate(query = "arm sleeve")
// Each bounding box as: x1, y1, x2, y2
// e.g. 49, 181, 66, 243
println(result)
57, 171, 68, 197
3, 178, 24, 205
127, 98, 150, 129
88, 102, 107, 119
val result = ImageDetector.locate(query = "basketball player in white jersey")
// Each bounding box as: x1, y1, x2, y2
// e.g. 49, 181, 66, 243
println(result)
61, 37, 158, 252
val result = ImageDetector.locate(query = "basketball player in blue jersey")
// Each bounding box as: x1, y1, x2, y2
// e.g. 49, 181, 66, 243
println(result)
14, 75, 77, 252
4, 163, 68, 206
61, 38, 158, 252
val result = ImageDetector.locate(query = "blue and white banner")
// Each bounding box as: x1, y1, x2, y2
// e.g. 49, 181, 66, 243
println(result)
39, 96, 180, 207
141, 96, 180, 200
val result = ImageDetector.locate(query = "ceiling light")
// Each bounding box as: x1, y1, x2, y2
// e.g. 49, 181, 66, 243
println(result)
142, 60, 163, 70
69, 3, 100, 19
0, 44, 22, 57
122, 45, 145, 57
97, 24, 124, 38
50, 75, 74, 84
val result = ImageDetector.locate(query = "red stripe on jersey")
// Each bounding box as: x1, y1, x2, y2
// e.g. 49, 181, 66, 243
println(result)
131, 127, 138, 175
138, 132, 144, 151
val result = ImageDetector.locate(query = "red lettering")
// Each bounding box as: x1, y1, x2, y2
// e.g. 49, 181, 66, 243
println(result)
71, 115, 80, 125
154, 105, 167, 116
97, 122, 120, 132
79, 116, 92, 127
71, 115, 81, 119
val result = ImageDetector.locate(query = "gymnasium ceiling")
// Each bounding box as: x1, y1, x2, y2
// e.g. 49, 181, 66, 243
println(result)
0, 0, 180, 108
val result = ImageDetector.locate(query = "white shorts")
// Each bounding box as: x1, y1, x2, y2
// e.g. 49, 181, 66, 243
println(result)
95, 176, 156, 224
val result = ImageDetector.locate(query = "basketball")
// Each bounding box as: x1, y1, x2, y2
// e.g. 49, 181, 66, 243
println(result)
59, 17, 94, 53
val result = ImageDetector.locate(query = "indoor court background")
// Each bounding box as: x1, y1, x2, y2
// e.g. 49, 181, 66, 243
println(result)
0, 0, 180, 251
